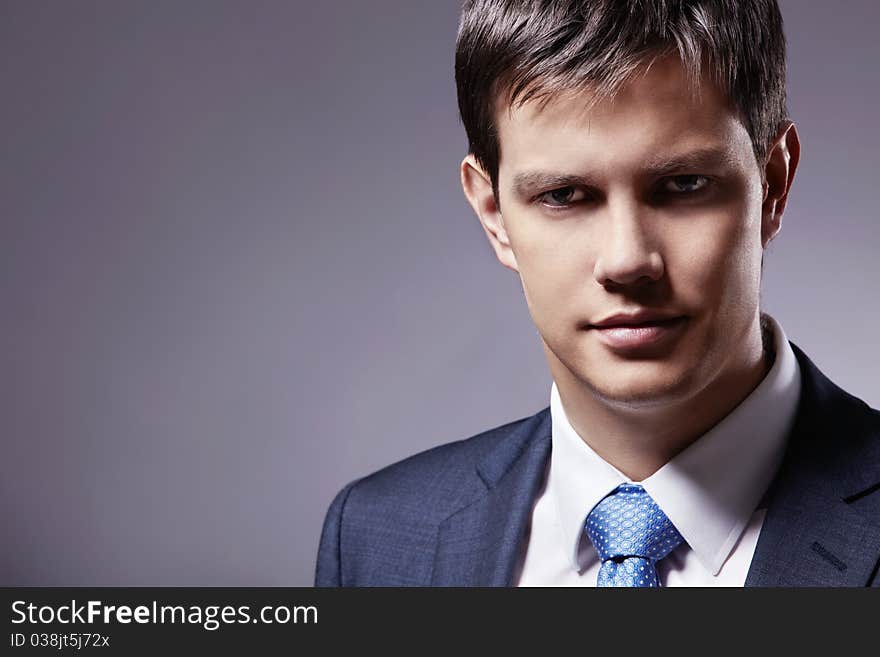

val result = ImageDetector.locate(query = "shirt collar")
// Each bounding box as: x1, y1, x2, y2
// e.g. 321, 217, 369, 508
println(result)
549, 313, 802, 576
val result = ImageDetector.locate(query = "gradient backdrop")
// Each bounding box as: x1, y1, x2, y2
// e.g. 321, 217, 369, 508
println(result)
2, 1, 878, 585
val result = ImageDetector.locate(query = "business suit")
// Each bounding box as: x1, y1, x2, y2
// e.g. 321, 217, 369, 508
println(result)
315, 343, 880, 586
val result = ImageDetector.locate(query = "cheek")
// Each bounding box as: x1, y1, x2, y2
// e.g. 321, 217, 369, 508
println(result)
508, 219, 593, 329
667, 205, 763, 314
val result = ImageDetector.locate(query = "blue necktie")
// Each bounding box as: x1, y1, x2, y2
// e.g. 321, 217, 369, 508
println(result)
584, 483, 684, 587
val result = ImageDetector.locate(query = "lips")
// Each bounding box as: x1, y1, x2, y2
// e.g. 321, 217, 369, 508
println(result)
598, 318, 681, 328
589, 314, 688, 352
590, 311, 684, 329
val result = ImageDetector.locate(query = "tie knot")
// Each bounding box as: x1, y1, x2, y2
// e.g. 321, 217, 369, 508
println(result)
584, 484, 683, 563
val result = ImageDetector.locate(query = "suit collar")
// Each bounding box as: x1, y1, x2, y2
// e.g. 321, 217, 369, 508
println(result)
745, 343, 880, 586
431, 409, 552, 586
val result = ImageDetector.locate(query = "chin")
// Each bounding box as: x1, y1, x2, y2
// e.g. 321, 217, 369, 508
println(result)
576, 359, 700, 409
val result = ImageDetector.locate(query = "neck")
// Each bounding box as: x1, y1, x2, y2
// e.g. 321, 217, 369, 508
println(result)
548, 314, 775, 482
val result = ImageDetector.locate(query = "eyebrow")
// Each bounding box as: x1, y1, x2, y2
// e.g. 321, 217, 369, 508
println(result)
511, 147, 738, 197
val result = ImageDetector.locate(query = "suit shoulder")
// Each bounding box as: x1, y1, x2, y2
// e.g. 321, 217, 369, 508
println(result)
818, 370, 880, 441
337, 407, 549, 521
316, 408, 548, 586
359, 408, 546, 494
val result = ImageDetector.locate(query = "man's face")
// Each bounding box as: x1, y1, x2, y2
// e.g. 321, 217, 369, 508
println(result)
478, 55, 781, 406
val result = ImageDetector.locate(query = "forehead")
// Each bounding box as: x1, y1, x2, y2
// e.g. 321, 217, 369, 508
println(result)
495, 54, 756, 181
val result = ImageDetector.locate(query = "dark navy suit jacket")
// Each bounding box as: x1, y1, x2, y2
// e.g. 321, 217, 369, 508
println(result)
315, 344, 880, 586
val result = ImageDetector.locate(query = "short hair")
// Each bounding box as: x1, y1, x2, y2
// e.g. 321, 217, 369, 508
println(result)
455, 0, 789, 196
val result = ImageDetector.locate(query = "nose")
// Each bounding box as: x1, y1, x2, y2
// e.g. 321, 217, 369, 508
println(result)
592, 198, 664, 287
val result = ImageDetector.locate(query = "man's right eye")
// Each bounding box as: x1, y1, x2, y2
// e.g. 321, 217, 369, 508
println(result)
537, 186, 586, 208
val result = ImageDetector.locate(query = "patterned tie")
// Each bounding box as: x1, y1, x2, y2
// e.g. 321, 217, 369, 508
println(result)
584, 483, 684, 587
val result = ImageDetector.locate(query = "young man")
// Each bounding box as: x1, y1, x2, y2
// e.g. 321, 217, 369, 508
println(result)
316, 0, 880, 586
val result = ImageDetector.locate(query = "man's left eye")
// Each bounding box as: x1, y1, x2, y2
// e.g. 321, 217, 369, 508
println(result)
663, 175, 710, 193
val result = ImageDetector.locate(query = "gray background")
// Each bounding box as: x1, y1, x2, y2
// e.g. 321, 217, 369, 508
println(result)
2, 1, 877, 586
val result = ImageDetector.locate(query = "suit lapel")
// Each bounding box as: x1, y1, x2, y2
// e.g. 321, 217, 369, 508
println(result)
746, 343, 880, 586
431, 409, 552, 586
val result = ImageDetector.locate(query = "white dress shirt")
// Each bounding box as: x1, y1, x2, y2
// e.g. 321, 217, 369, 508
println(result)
515, 314, 801, 586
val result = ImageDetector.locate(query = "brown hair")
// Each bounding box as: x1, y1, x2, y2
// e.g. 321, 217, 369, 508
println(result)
455, 0, 789, 196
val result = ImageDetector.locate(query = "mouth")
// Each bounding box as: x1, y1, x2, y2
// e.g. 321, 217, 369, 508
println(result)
588, 316, 689, 353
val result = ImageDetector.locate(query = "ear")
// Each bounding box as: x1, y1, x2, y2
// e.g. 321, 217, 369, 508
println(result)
460, 154, 519, 272
761, 121, 801, 248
